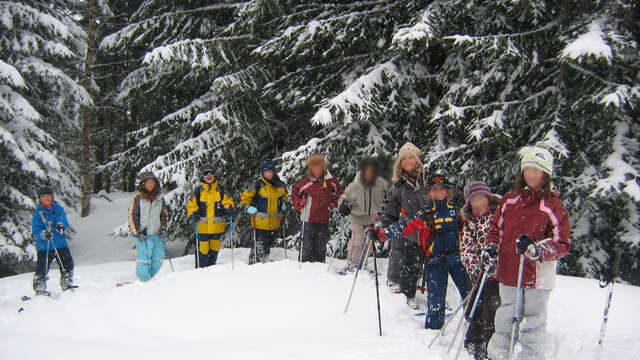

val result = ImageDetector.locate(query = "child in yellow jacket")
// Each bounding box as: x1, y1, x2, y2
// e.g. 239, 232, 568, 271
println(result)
240, 160, 288, 264
187, 163, 235, 267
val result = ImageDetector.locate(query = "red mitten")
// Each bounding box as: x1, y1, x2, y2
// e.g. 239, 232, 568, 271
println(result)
418, 226, 432, 255
294, 198, 307, 211
402, 218, 427, 237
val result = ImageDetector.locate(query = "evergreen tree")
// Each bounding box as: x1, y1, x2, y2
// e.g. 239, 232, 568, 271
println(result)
0, 0, 90, 274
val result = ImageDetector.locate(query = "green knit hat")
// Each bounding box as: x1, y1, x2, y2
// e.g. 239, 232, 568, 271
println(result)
520, 147, 553, 176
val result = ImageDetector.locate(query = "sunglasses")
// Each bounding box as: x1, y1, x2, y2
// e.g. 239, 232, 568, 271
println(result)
202, 170, 215, 177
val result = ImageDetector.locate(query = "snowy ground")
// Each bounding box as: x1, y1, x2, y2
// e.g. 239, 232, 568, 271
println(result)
1, 193, 639, 359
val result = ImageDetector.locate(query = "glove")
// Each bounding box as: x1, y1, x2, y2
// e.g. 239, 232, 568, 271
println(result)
43, 230, 53, 241
481, 246, 498, 265
418, 228, 431, 255
366, 226, 387, 243
294, 198, 307, 211
189, 213, 201, 224
245, 206, 258, 215
281, 203, 287, 211
338, 202, 351, 217
54, 222, 65, 234
137, 229, 148, 242
516, 234, 536, 255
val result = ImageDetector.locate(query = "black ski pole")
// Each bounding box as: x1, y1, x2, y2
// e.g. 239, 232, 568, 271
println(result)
371, 235, 382, 336
344, 234, 373, 313
596, 246, 623, 360
161, 237, 175, 272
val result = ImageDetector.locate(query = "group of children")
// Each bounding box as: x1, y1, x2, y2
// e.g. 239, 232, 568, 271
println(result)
30, 143, 570, 360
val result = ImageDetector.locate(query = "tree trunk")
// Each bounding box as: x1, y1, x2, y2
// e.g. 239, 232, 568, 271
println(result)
80, 0, 97, 217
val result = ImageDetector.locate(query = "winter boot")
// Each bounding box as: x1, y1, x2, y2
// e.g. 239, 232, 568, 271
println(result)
33, 275, 46, 293
387, 280, 400, 293
337, 264, 356, 275
407, 297, 420, 311
61, 271, 74, 291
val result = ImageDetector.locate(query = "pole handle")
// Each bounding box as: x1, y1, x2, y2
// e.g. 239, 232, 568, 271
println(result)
610, 246, 623, 279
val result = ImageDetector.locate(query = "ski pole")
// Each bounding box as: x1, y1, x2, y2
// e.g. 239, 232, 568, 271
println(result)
452, 265, 493, 359
508, 255, 526, 360
327, 217, 348, 272
596, 246, 623, 360
282, 214, 287, 260
161, 237, 174, 272
252, 225, 259, 264
194, 223, 200, 269
229, 214, 234, 270
427, 273, 481, 348
299, 221, 305, 270
371, 236, 382, 336
343, 234, 373, 314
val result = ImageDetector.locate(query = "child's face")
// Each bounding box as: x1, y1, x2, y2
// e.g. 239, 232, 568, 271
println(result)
470, 194, 490, 215
310, 165, 323, 178
203, 175, 215, 184
263, 170, 274, 180
144, 179, 157, 192
523, 167, 545, 189
400, 157, 417, 174
429, 186, 448, 201
39, 194, 53, 206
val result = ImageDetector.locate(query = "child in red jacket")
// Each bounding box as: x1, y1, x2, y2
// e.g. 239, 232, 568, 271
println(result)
292, 155, 343, 262
484, 147, 571, 360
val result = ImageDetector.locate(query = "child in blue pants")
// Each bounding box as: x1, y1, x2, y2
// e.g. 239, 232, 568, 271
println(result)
370, 174, 469, 329
128, 172, 170, 281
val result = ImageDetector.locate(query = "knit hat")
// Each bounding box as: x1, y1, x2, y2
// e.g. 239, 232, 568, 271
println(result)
38, 186, 53, 197
520, 147, 553, 176
464, 181, 492, 207
393, 142, 425, 182
260, 159, 276, 173
397, 142, 421, 160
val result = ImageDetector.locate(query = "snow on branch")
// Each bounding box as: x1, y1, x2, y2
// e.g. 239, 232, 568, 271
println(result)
141, 36, 251, 68
561, 19, 612, 62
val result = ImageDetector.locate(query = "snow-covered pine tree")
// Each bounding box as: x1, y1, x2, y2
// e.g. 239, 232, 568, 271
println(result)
293, 0, 640, 282
0, 1, 91, 275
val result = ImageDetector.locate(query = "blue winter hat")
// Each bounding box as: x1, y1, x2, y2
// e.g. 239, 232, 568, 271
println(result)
260, 159, 276, 172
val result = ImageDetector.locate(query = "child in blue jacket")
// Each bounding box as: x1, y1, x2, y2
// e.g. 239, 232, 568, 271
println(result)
369, 175, 469, 329
31, 187, 75, 295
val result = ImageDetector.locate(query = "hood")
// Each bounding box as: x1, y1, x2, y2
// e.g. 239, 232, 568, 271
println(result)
392, 155, 426, 183
461, 194, 502, 219
137, 172, 162, 195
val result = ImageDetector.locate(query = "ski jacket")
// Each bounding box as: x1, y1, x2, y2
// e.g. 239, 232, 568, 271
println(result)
487, 188, 571, 290
339, 173, 388, 225
380, 174, 429, 243
187, 181, 235, 235
32, 202, 70, 251
240, 176, 288, 231
129, 192, 169, 236
460, 195, 501, 280
291, 172, 343, 223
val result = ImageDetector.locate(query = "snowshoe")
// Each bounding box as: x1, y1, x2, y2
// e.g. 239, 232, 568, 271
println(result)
60, 271, 75, 291
35, 290, 51, 297
336, 264, 356, 275
407, 297, 420, 311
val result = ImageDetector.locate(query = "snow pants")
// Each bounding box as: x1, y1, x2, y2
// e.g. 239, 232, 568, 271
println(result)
488, 284, 551, 360
464, 278, 500, 357
136, 235, 165, 281
386, 236, 402, 284
249, 229, 277, 264
425, 253, 469, 329
346, 221, 371, 267
33, 247, 74, 291
301, 222, 328, 262
397, 237, 421, 299
196, 233, 222, 267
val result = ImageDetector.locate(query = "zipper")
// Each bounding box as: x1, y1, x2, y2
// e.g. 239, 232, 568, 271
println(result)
368, 187, 372, 216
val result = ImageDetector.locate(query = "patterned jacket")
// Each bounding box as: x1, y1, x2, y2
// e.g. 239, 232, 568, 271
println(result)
460, 195, 501, 280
